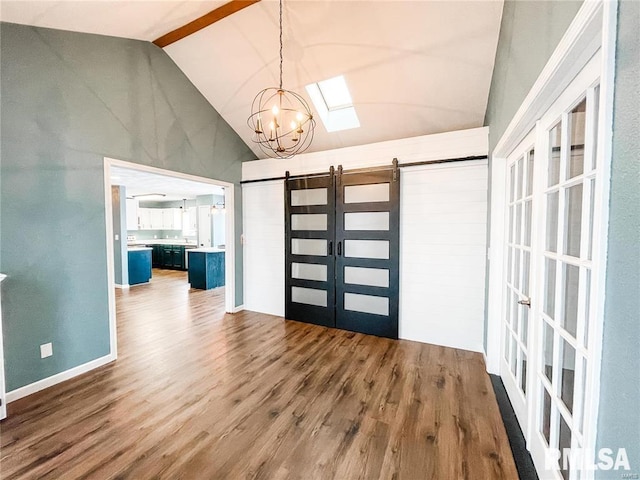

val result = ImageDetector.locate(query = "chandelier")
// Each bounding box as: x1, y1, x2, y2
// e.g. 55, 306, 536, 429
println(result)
247, 0, 315, 159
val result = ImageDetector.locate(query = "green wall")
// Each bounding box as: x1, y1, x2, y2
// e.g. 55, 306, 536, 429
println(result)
596, 1, 640, 476
0, 23, 255, 391
484, 0, 584, 152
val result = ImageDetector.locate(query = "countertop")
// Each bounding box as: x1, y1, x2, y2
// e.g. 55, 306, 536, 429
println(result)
127, 240, 198, 247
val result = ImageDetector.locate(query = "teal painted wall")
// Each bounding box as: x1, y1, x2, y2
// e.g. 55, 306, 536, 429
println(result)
595, 1, 640, 476
0, 23, 255, 391
483, 0, 583, 349
484, 0, 584, 151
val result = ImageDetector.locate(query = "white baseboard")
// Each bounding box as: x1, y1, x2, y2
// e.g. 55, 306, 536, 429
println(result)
6, 353, 116, 403
114, 283, 130, 289
231, 304, 244, 313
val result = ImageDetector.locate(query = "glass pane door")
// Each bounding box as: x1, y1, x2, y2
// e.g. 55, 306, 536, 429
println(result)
335, 168, 400, 339
285, 174, 336, 328
501, 140, 535, 429
531, 85, 600, 480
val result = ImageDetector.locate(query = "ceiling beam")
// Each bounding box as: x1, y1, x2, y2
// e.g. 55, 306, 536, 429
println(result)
153, 0, 260, 48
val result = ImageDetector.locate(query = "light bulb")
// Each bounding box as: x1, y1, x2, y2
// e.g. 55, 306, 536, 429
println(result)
296, 112, 304, 122
290, 121, 297, 130
272, 105, 279, 116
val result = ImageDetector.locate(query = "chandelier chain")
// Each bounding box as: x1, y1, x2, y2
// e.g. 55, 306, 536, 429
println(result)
247, 0, 315, 158
278, 0, 283, 90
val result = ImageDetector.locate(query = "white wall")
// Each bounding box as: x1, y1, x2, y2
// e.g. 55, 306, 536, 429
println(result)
242, 128, 488, 353
243, 181, 285, 316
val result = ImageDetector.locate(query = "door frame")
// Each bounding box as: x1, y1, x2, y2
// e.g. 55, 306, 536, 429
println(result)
0, 274, 7, 419
486, 1, 617, 478
103, 157, 238, 360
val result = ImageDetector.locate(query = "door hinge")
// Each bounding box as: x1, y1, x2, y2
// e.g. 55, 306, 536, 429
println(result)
392, 158, 399, 182
337, 165, 343, 184
329, 166, 335, 185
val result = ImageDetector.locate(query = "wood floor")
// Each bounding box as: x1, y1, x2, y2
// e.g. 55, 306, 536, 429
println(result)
1, 269, 517, 479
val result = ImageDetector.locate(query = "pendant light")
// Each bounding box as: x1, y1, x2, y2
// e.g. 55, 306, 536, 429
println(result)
247, 0, 315, 159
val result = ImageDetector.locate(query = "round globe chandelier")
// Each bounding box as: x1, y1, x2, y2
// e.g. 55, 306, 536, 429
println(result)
247, 0, 315, 159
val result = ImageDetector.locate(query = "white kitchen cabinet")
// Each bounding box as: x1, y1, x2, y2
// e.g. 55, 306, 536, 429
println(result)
137, 207, 184, 230
125, 198, 139, 231
138, 208, 152, 229
183, 207, 197, 235
163, 208, 182, 230
150, 209, 164, 229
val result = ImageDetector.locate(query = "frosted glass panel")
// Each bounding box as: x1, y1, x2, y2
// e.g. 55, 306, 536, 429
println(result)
292, 286, 327, 307
292, 263, 327, 282
344, 212, 389, 231
292, 239, 327, 256
292, 214, 327, 231
344, 267, 389, 287
291, 188, 327, 206
345, 240, 389, 259
344, 183, 389, 203
344, 293, 389, 316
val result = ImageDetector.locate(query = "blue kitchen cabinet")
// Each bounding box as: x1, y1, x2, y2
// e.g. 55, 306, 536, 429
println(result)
188, 249, 225, 290
128, 248, 152, 285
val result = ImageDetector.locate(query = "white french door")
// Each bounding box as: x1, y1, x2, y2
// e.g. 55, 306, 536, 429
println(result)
500, 130, 536, 430
501, 52, 605, 480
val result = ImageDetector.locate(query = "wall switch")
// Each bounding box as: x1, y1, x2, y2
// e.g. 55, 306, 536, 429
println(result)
115, 234, 120, 241
40, 342, 53, 358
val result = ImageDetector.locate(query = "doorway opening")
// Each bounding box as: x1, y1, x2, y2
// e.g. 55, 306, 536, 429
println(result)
104, 157, 237, 359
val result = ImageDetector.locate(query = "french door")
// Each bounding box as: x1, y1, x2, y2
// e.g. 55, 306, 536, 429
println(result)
285, 165, 400, 338
501, 53, 604, 480
501, 131, 536, 430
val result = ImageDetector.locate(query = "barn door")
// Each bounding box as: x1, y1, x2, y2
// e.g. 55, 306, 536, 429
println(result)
335, 166, 400, 338
285, 165, 400, 339
285, 171, 336, 328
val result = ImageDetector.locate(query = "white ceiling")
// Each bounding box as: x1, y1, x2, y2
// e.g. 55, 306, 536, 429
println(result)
111, 166, 225, 201
1, 0, 504, 160
0, 1, 225, 41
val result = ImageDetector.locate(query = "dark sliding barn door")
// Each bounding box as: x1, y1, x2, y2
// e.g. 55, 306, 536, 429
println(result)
335, 167, 400, 338
285, 164, 400, 339
285, 171, 336, 328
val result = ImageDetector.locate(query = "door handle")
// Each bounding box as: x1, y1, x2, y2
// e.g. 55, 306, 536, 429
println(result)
328, 241, 333, 255
518, 297, 531, 307
337, 241, 342, 256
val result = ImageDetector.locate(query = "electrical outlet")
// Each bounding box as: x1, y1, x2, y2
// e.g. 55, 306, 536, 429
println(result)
40, 342, 53, 358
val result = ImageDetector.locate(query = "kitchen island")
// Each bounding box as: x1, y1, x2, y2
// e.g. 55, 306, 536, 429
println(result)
187, 248, 225, 290
128, 247, 152, 285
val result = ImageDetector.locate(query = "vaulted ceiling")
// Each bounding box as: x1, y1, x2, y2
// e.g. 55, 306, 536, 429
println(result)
0, 0, 504, 159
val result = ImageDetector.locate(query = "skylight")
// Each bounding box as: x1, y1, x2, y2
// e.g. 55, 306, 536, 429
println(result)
306, 75, 360, 133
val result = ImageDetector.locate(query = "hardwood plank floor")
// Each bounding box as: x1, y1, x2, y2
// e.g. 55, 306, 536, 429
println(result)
1, 269, 517, 479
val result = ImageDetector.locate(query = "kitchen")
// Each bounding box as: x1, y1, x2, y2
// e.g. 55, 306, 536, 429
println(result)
111, 165, 226, 290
